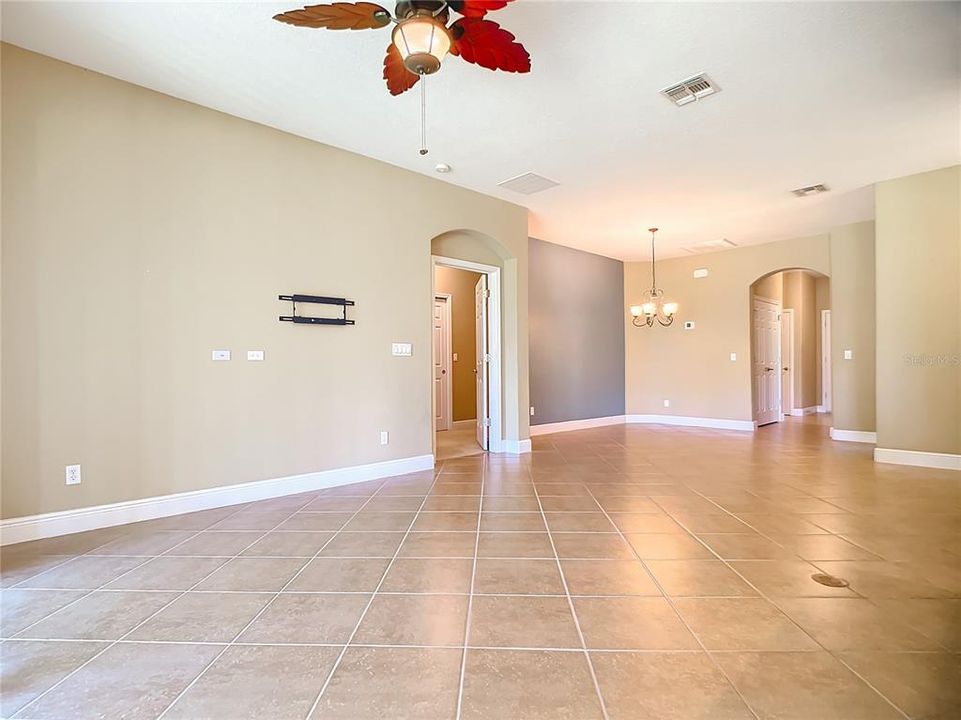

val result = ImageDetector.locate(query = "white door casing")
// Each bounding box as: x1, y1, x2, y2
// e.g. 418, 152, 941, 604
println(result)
780, 308, 795, 416
475, 275, 490, 450
753, 296, 781, 426
433, 295, 452, 431
821, 309, 832, 412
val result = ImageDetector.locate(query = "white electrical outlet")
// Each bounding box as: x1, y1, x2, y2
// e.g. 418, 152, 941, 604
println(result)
380, 431, 389, 445
212, 350, 231, 361
663, 399, 671, 408
843, 350, 853, 360
453, 352, 458, 362
730, 352, 737, 362
247, 350, 265, 361
530, 406, 535, 417
65, 464, 82, 486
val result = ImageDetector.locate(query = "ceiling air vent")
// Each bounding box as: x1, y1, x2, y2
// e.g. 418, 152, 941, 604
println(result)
683, 238, 737, 255
497, 172, 560, 195
791, 184, 829, 197
660, 73, 719, 106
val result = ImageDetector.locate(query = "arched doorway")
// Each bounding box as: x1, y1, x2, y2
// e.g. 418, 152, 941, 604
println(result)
430, 230, 515, 460
750, 268, 831, 426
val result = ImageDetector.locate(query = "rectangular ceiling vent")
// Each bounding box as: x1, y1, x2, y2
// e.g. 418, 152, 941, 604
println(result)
683, 238, 737, 255
660, 73, 719, 106
791, 184, 829, 197
497, 172, 560, 195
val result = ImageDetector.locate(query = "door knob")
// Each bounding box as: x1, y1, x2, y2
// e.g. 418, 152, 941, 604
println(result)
441, 369, 446, 374
764, 367, 774, 372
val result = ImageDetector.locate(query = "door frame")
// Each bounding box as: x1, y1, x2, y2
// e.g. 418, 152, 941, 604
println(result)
751, 294, 783, 426
821, 309, 832, 412
431, 255, 502, 454
780, 308, 795, 416
433, 293, 453, 432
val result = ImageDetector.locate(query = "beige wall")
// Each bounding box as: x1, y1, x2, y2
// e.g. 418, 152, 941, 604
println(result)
782, 270, 820, 409
829, 221, 876, 433
434, 266, 481, 421
625, 235, 831, 421
815, 275, 830, 405
875, 165, 960, 455
1, 44, 529, 519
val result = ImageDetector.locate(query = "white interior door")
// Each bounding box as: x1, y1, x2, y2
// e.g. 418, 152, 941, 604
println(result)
433, 296, 451, 432
821, 309, 832, 412
752, 296, 781, 426
475, 276, 489, 450
780, 309, 794, 415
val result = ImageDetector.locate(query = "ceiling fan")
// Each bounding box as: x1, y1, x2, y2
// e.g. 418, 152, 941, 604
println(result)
273, 0, 531, 96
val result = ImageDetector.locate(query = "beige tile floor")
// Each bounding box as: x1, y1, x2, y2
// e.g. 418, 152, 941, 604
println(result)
436, 426, 485, 462
2, 415, 960, 719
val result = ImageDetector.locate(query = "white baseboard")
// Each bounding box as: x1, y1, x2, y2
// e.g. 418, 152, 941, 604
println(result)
0, 454, 435, 546
830, 427, 877, 444
874, 447, 961, 471
816, 405, 828, 414
530, 415, 626, 436
790, 406, 818, 417
501, 438, 532, 455
626, 414, 755, 432
450, 419, 476, 430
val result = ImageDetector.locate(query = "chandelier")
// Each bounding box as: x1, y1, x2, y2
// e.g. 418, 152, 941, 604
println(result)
629, 228, 678, 327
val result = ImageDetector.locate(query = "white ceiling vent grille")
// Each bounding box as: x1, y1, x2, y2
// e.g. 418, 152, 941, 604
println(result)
791, 184, 829, 197
660, 74, 719, 106
497, 172, 559, 195
683, 238, 737, 255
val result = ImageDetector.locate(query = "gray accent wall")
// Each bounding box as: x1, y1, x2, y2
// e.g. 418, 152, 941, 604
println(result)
529, 237, 626, 425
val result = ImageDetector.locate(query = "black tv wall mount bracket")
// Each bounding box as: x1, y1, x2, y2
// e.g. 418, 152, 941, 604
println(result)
278, 294, 355, 325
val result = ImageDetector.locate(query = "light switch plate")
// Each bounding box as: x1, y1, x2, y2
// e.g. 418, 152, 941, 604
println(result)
247, 350, 265, 361
843, 350, 853, 360
212, 350, 231, 361
391, 343, 412, 357
730, 353, 737, 362
380, 431, 389, 445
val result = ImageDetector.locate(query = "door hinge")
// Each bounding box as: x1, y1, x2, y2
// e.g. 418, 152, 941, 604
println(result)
483, 289, 491, 299
483, 417, 491, 427
484, 353, 492, 363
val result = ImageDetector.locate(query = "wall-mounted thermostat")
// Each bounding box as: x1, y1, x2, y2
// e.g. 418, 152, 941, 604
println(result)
684, 321, 696, 330
693, 268, 709, 279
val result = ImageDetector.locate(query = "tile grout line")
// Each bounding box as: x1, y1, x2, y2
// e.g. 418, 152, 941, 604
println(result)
6, 502, 263, 639
152, 479, 396, 720
528, 440, 611, 720
568, 442, 762, 720
674, 486, 912, 720
453, 451, 486, 720
300, 471, 443, 720
9, 498, 304, 718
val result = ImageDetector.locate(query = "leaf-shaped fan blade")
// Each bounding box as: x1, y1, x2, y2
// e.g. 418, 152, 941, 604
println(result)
447, 1, 512, 19
384, 43, 420, 95
273, 2, 391, 30
450, 18, 531, 73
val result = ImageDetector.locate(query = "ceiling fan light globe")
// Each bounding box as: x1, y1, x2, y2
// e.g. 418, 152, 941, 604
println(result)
392, 16, 451, 75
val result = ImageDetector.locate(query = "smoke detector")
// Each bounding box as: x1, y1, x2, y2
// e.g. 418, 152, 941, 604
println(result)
792, 184, 829, 197
660, 74, 720, 106
497, 172, 559, 195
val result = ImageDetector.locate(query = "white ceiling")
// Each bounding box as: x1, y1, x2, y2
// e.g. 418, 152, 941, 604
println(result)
3, 1, 959, 260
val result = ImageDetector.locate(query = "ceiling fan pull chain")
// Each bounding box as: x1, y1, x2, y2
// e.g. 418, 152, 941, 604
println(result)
419, 75, 428, 156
